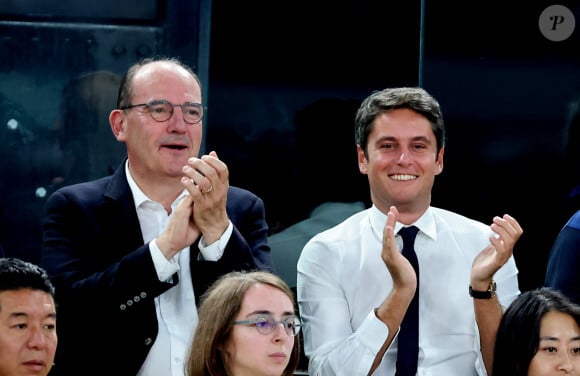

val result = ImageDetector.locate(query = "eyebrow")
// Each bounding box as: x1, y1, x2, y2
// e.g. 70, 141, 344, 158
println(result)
540, 336, 580, 341
375, 135, 433, 144
244, 310, 295, 318
10, 311, 57, 319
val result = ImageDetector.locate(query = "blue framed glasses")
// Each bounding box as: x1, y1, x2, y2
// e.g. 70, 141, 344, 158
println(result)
120, 99, 205, 124
233, 314, 301, 337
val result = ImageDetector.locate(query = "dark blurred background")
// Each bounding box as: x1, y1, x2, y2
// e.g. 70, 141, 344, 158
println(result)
0, 0, 578, 292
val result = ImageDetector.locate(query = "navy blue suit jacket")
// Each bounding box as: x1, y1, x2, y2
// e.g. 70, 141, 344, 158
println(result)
41, 161, 273, 375
545, 209, 580, 305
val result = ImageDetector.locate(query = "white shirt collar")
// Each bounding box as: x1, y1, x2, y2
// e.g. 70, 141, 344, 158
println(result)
369, 204, 438, 241
124, 160, 188, 209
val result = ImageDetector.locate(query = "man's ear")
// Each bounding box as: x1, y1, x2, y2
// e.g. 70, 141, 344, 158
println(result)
435, 147, 445, 175
109, 109, 126, 141
357, 145, 368, 174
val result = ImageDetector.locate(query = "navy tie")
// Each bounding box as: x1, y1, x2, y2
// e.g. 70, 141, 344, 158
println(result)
396, 225, 420, 376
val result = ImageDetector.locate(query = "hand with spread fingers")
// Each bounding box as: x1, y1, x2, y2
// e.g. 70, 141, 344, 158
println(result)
471, 214, 523, 287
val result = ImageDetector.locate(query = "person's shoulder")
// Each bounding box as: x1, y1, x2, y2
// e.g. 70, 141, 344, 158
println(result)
271, 201, 365, 243
53, 161, 124, 198
566, 209, 580, 229
227, 185, 257, 197
55, 175, 112, 193
48, 175, 114, 205
227, 185, 262, 202
299, 209, 370, 265
310, 201, 365, 218
430, 206, 489, 231
226, 186, 265, 214
311, 207, 370, 240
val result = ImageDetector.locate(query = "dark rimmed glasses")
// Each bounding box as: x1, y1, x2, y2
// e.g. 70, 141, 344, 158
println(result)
120, 99, 205, 124
233, 314, 301, 337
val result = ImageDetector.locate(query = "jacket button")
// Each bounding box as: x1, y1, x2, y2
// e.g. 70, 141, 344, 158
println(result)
120, 304, 126, 311
144, 338, 152, 346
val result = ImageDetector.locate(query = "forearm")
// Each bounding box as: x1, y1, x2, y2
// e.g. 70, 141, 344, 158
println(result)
371, 286, 414, 375
472, 286, 503, 375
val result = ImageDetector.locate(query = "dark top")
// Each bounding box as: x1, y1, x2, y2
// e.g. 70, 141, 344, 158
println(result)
544, 209, 580, 305
41, 160, 273, 375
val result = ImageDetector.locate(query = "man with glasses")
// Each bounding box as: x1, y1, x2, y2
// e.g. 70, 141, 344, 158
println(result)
41, 57, 274, 376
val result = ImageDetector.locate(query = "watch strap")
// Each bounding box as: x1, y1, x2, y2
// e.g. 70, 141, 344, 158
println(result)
469, 280, 496, 299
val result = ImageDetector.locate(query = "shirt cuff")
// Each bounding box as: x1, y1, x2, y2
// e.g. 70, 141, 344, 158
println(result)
199, 220, 233, 261
149, 239, 180, 281
357, 309, 391, 354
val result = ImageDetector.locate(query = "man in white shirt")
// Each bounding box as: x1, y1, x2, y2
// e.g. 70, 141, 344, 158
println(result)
297, 87, 523, 376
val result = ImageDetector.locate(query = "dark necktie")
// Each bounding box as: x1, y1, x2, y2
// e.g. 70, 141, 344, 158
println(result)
396, 225, 420, 376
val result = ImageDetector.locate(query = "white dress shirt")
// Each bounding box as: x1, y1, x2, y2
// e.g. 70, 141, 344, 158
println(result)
297, 205, 520, 376
124, 162, 232, 376
268, 201, 366, 288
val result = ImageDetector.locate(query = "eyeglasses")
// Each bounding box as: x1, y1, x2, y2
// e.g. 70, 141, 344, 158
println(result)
120, 99, 205, 124
233, 314, 301, 337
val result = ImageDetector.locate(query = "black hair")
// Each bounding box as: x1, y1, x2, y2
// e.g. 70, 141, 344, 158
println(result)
492, 287, 580, 376
0, 257, 55, 296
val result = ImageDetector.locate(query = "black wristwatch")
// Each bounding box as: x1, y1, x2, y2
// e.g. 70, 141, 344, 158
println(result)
469, 280, 496, 299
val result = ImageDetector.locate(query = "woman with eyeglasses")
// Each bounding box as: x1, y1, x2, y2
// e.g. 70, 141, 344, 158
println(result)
185, 270, 301, 376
